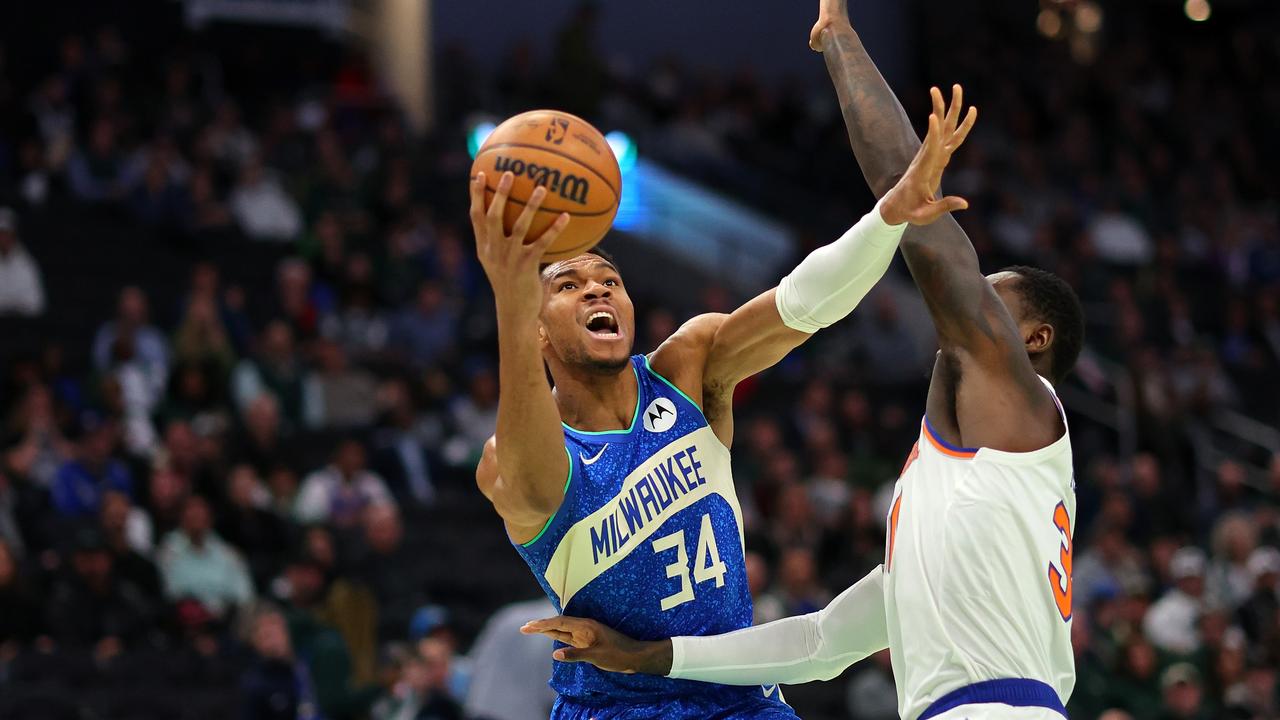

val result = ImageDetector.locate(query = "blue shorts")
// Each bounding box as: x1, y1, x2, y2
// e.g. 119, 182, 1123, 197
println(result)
552, 686, 798, 720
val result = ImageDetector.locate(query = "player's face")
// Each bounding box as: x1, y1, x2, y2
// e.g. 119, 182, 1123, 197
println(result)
540, 256, 635, 372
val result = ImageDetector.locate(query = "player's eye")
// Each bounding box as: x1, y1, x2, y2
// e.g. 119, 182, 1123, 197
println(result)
604, 277, 620, 287
559, 282, 577, 292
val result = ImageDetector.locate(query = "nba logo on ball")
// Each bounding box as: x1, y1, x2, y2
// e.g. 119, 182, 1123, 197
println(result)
643, 398, 677, 433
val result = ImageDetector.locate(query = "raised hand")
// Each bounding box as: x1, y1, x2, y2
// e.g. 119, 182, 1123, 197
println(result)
878, 84, 978, 227
810, 0, 849, 52
521, 615, 672, 676
469, 171, 571, 315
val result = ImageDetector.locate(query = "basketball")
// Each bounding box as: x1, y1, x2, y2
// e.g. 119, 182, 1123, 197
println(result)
470, 110, 622, 262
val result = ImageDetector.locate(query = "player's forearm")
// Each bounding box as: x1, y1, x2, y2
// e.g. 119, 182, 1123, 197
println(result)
821, 23, 920, 199
821, 22, 987, 345
668, 566, 888, 686
493, 302, 568, 506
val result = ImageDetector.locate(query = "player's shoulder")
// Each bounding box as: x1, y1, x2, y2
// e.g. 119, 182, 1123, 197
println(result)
652, 313, 729, 360
646, 313, 728, 405
648, 313, 728, 367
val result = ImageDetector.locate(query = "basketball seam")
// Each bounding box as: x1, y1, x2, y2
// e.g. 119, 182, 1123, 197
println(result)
475, 142, 621, 198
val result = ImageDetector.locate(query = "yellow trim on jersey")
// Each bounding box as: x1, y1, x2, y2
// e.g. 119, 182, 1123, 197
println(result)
543, 425, 740, 607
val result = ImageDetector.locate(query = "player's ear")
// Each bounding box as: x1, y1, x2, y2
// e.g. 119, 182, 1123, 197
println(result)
1026, 322, 1054, 355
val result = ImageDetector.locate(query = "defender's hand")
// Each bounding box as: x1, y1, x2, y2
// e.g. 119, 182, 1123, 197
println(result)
469, 171, 571, 313
879, 84, 978, 226
521, 616, 673, 676
810, 0, 849, 52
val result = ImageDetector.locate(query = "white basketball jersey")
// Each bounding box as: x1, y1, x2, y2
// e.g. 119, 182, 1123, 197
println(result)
884, 378, 1076, 720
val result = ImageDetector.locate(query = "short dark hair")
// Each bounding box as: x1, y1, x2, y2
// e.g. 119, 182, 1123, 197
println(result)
539, 246, 619, 276
1001, 265, 1084, 383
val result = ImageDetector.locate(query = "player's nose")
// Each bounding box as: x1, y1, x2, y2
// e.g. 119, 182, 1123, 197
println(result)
582, 281, 611, 299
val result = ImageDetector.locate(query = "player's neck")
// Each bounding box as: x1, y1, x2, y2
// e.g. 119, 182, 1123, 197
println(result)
552, 363, 639, 432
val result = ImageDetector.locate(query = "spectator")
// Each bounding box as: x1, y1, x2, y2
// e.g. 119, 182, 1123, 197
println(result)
66, 117, 128, 204
4, 383, 73, 490
1158, 663, 1210, 720
92, 286, 170, 383
296, 440, 394, 527
239, 601, 319, 720
441, 366, 497, 468
229, 156, 302, 241
1107, 637, 1163, 716
322, 253, 391, 363
390, 281, 458, 370
1145, 547, 1208, 655
216, 464, 290, 589
371, 378, 439, 505
45, 526, 156, 654
353, 503, 424, 641
0, 208, 46, 316
760, 546, 831, 617
374, 638, 463, 720
229, 394, 299, 477
746, 551, 784, 625
51, 416, 132, 518
231, 320, 316, 428
1208, 514, 1260, 609
172, 294, 236, 375
98, 490, 160, 597
1236, 546, 1280, 646
157, 494, 254, 619
278, 552, 382, 719
309, 340, 378, 429
462, 597, 557, 720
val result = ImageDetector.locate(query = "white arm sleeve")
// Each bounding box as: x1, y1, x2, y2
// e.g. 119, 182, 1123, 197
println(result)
668, 565, 888, 686
775, 200, 906, 334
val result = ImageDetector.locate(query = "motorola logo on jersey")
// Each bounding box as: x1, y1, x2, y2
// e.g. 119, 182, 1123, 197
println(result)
642, 397, 677, 433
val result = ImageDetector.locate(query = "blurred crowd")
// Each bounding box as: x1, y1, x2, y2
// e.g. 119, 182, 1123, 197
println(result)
0, 2, 1277, 720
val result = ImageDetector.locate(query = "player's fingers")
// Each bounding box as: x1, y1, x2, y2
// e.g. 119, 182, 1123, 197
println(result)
941, 195, 970, 213
951, 106, 978, 149
553, 647, 593, 663
946, 84, 963, 131
527, 213, 570, 258
521, 617, 576, 634
930, 86, 945, 124
510, 186, 547, 241
468, 174, 487, 232
486, 171, 514, 234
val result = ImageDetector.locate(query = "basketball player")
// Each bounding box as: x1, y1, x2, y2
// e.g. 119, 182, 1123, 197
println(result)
470, 69, 976, 718
520, 2, 1087, 719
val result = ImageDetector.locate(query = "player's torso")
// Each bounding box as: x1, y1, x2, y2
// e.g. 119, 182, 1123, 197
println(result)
516, 355, 761, 705
884, 380, 1077, 720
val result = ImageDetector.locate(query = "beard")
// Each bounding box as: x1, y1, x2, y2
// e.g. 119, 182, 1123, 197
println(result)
558, 339, 633, 375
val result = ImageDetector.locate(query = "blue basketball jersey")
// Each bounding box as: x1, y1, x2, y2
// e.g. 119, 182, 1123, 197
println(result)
515, 355, 788, 713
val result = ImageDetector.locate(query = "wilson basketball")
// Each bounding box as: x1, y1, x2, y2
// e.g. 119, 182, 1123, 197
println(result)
471, 110, 622, 262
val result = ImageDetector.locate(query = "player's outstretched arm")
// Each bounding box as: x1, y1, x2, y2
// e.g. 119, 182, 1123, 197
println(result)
521, 565, 888, 686
682, 89, 975, 437
471, 171, 573, 540
814, 2, 1060, 451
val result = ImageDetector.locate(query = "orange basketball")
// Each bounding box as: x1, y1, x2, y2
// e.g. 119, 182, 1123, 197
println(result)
470, 110, 622, 262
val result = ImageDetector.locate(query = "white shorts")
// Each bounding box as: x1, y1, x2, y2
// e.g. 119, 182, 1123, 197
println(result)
928, 705, 1065, 720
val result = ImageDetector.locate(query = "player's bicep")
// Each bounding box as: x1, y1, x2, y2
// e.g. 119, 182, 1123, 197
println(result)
705, 290, 811, 388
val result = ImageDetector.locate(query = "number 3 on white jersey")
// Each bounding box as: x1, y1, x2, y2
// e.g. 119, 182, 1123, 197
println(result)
1047, 501, 1073, 622
653, 513, 728, 611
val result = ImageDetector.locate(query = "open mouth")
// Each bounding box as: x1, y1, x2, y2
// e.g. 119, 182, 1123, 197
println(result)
585, 310, 620, 339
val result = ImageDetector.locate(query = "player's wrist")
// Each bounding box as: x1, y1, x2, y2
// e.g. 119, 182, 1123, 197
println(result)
635, 639, 674, 676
